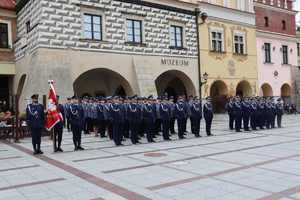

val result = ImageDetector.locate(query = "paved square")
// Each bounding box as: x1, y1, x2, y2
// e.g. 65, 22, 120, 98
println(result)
1, 114, 300, 200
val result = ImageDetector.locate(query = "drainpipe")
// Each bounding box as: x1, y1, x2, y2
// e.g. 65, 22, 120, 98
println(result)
195, 8, 202, 101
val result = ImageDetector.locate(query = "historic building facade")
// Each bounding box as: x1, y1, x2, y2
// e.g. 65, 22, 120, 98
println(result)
0, 0, 16, 110
254, 0, 297, 103
293, 30, 300, 109
198, 0, 258, 112
14, 0, 200, 109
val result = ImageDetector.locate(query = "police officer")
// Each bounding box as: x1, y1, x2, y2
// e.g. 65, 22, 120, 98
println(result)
270, 98, 276, 129
26, 94, 45, 155
203, 97, 214, 136
226, 97, 235, 130
276, 98, 284, 128
143, 96, 156, 143
128, 96, 141, 144
265, 98, 272, 129
234, 96, 243, 132
241, 97, 250, 131
258, 98, 266, 129
64, 98, 71, 132
110, 96, 125, 146
96, 97, 106, 138
54, 95, 64, 152
69, 96, 85, 151
160, 97, 171, 141
190, 97, 202, 137
169, 97, 176, 135
250, 97, 258, 131
175, 97, 187, 139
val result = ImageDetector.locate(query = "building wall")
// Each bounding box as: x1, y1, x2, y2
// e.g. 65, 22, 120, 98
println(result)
256, 34, 297, 97
14, 0, 200, 110
255, 6, 296, 36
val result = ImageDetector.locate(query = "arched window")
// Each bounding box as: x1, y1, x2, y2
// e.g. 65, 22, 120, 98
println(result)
282, 20, 286, 30
264, 17, 269, 27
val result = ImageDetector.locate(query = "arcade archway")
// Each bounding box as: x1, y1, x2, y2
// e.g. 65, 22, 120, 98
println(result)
210, 80, 228, 113
155, 70, 196, 99
281, 83, 291, 102
261, 83, 273, 97
73, 68, 133, 97
236, 80, 252, 97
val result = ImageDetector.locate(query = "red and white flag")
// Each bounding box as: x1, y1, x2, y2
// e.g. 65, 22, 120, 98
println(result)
45, 80, 63, 131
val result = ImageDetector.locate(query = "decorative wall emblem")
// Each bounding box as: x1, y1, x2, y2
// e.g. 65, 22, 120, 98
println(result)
274, 70, 279, 78
228, 60, 236, 76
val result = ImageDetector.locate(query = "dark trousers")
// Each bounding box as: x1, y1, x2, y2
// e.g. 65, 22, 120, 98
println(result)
229, 114, 235, 130
235, 115, 242, 132
144, 120, 154, 142
107, 121, 113, 140
271, 114, 276, 128
277, 114, 282, 128
177, 118, 185, 139
124, 120, 130, 138
129, 122, 139, 144
191, 117, 200, 136
112, 122, 123, 146
66, 118, 71, 131
204, 116, 212, 135
243, 115, 250, 131
54, 124, 63, 150
250, 115, 256, 130
71, 125, 82, 148
170, 118, 175, 134
155, 119, 162, 135
97, 120, 106, 137
183, 118, 187, 132
162, 120, 170, 140
31, 128, 42, 152
257, 113, 264, 129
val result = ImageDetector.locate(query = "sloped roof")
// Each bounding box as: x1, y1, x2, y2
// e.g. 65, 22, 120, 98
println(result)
0, 0, 16, 10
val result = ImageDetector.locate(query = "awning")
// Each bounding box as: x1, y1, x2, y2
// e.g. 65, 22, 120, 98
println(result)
0, 63, 15, 75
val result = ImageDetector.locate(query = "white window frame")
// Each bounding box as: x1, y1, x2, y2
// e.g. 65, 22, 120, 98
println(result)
124, 15, 145, 44
209, 27, 225, 52
0, 20, 12, 49
169, 21, 186, 48
80, 7, 106, 41
233, 31, 246, 54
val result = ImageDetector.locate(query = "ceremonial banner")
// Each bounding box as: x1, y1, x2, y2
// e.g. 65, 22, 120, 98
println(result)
45, 80, 63, 131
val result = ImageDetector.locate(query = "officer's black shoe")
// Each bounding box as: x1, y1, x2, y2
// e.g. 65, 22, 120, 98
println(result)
57, 148, 63, 152
195, 134, 201, 138
165, 138, 172, 141
74, 147, 79, 151
38, 150, 43, 154
207, 134, 214, 137
236, 130, 242, 132
54, 148, 58, 153
78, 146, 85, 150
179, 136, 186, 139
33, 151, 39, 155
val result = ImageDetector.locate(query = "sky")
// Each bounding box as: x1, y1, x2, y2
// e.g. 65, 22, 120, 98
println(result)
296, 0, 300, 26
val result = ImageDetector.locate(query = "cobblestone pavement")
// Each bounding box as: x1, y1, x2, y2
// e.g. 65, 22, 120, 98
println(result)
1, 114, 300, 200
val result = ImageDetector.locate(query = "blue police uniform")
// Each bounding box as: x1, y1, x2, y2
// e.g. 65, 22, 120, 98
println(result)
241, 101, 250, 131
175, 101, 187, 139
234, 101, 242, 132
203, 101, 213, 136
110, 103, 125, 146
143, 103, 156, 143
128, 103, 141, 144
96, 102, 106, 137
70, 103, 84, 150
190, 101, 202, 137
160, 102, 171, 140
250, 101, 258, 130
276, 101, 284, 128
26, 103, 45, 154
226, 101, 235, 130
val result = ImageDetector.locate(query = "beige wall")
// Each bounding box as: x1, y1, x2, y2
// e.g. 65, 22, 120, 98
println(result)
14, 48, 199, 110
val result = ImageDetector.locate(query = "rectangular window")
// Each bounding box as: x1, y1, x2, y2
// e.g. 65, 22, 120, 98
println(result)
282, 45, 288, 64
0, 23, 9, 48
234, 35, 245, 54
297, 43, 300, 57
264, 43, 271, 63
170, 25, 183, 48
211, 31, 223, 52
126, 19, 142, 43
26, 21, 30, 33
83, 14, 102, 40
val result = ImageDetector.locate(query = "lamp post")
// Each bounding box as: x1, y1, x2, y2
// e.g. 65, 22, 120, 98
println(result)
195, 8, 208, 102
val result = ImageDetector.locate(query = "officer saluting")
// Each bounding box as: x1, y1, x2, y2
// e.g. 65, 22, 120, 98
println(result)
69, 96, 85, 151
26, 94, 45, 155
203, 97, 214, 136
